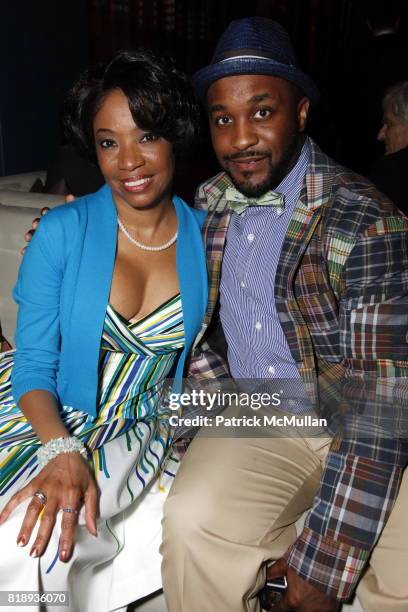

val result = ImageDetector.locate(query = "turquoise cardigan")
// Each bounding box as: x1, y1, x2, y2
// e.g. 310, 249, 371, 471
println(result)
12, 185, 208, 418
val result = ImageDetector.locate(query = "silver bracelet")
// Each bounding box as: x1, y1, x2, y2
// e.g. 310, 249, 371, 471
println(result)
37, 436, 87, 470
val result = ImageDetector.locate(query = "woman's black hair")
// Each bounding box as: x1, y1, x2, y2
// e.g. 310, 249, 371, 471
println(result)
63, 49, 199, 160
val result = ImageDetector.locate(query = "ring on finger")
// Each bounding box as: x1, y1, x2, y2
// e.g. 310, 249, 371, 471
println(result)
33, 491, 47, 506
61, 508, 79, 514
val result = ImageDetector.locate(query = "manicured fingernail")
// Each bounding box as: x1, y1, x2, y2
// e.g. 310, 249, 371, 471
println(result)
60, 550, 68, 561
17, 536, 26, 547
30, 547, 38, 557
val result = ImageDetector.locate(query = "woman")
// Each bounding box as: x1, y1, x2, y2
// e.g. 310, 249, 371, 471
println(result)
0, 50, 207, 610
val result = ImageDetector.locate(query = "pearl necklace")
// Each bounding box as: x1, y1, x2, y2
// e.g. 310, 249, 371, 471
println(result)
118, 218, 178, 252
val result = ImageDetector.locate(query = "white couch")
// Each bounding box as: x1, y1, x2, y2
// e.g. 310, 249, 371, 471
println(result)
0, 172, 61, 344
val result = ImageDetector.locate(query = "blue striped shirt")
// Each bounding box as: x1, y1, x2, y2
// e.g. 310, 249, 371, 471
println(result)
219, 140, 310, 391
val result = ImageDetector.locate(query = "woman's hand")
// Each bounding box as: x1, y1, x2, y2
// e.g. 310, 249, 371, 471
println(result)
0, 451, 98, 561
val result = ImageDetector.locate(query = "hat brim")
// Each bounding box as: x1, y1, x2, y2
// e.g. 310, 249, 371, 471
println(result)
193, 58, 319, 105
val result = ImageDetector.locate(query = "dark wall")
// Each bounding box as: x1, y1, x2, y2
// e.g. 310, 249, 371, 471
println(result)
3, 1, 405, 177
0, 0, 88, 175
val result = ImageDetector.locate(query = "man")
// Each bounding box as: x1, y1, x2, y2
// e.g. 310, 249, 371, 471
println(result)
370, 81, 408, 215
161, 17, 408, 612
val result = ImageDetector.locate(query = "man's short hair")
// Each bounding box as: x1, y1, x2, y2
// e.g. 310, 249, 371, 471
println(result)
383, 82, 408, 123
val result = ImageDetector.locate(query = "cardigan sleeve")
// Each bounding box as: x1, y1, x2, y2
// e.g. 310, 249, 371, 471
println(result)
11, 212, 65, 405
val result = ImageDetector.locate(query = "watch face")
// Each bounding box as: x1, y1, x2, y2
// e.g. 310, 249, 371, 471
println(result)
259, 584, 285, 610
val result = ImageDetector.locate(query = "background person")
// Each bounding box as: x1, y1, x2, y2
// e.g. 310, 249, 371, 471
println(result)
0, 50, 207, 611
369, 81, 408, 215
337, 0, 408, 173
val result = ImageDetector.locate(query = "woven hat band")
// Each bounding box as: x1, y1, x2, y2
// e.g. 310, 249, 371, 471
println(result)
217, 48, 292, 64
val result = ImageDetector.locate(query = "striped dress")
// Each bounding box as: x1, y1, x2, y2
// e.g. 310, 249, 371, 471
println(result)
0, 294, 184, 611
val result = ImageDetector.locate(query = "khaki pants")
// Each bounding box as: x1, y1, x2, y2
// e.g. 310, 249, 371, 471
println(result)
161, 431, 408, 612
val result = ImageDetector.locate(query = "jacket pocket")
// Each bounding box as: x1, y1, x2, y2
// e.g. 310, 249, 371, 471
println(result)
339, 294, 408, 361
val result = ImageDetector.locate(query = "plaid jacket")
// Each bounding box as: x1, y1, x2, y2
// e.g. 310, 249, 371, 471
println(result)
187, 138, 408, 601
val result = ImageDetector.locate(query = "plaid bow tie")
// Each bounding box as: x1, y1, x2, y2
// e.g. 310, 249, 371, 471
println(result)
225, 186, 285, 216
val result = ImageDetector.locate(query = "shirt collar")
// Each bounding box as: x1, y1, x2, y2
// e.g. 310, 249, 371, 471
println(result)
273, 138, 311, 212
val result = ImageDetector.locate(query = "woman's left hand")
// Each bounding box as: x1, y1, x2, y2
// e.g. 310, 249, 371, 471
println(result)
0, 451, 99, 561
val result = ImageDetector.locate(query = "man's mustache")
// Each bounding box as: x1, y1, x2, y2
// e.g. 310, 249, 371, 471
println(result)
223, 150, 271, 162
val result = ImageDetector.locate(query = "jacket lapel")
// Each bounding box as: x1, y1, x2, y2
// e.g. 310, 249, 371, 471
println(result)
275, 141, 336, 394
192, 172, 234, 346
203, 208, 232, 326
276, 140, 336, 295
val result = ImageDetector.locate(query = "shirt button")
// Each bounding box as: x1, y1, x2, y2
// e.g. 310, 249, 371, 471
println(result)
240, 280, 246, 288
255, 321, 262, 330
247, 233, 255, 242
268, 365, 275, 375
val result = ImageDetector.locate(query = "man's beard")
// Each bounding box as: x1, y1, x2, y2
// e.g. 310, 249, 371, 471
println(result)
222, 134, 302, 198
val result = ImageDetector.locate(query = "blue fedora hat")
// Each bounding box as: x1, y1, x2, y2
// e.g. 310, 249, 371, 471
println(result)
193, 17, 319, 104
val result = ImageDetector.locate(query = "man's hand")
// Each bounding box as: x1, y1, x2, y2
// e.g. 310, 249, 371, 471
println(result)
21, 207, 48, 254
266, 558, 340, 612
21, 195, 75, 254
